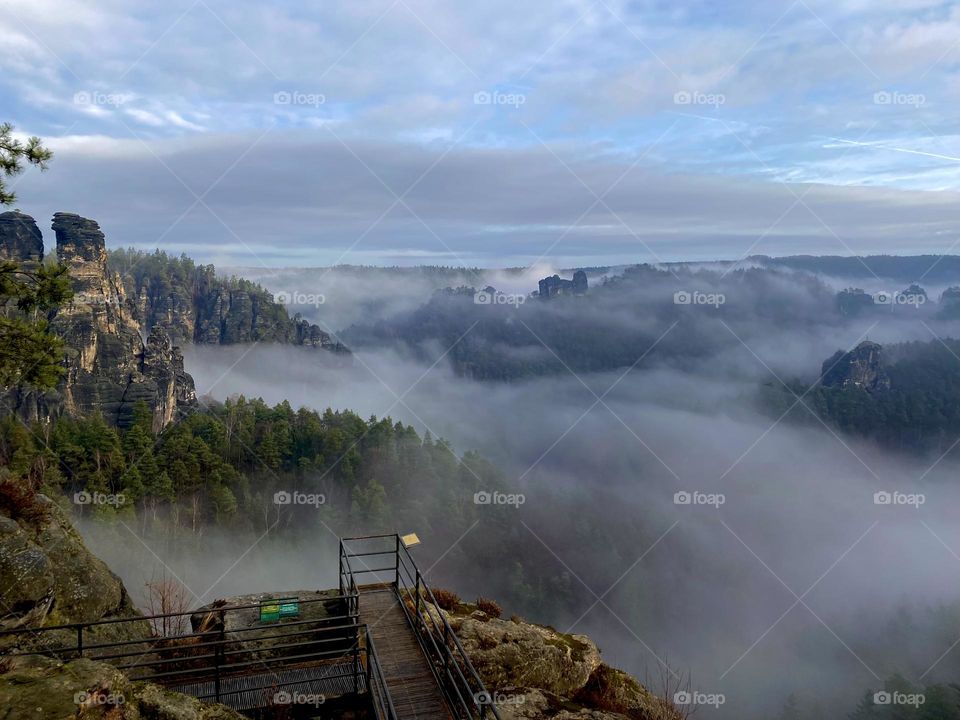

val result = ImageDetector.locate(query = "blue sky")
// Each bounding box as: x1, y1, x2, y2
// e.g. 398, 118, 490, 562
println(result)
3, 0, 960, 267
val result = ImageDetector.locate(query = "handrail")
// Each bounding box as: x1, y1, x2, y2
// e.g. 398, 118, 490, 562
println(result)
0, 593, 354, 636
366, 628, 399, 720
340, 534, 502, 720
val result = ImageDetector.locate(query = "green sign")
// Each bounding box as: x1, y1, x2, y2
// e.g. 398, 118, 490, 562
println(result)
279, 600, 299, 618
259, 598, 299, 622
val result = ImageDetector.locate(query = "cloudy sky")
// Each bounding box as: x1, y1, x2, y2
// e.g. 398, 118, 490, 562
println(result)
3, 0, 960, 267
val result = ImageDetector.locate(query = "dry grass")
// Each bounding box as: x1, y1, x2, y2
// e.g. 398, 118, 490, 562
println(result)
476, 597, 502, 618
431, 588, 461, 611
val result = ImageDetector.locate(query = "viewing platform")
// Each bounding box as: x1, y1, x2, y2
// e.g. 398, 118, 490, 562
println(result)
0, 533, 500, 720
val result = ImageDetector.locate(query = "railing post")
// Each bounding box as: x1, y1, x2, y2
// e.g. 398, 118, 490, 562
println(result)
415, 568, 422, 619
394, 534, 400, 588
353, 639, 360, 694
214, 624, 223, 703
76, 625, 83, 659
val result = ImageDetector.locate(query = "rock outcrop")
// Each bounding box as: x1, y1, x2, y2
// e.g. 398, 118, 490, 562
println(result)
0, 213, 196, 430
0, 211, 43, 264
0, 654, 245, 720
538, 271, 588, 300
0, 494, 149, 652
436, 601, 681, 720
820, 340, 890, 392
0, 499, 244, 718
117, 252, 350, 354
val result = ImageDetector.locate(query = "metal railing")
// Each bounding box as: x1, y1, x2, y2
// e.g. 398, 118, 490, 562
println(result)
0, 592, 395, 716
340, 534, 503, 720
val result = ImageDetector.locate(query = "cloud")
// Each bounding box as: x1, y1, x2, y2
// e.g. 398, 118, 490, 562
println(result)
8, 130, 960, 267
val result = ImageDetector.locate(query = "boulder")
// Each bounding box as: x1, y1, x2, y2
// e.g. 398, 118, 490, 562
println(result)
0, 495, 150, 653
446, 610, 601, 697
0, 654, 245, 720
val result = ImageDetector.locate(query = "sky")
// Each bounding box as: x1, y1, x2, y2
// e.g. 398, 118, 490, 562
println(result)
3, 0, 960, 267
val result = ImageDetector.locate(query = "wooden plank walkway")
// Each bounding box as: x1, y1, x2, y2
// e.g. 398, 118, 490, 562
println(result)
168, 659, 364, 711
358, 585, 453, 720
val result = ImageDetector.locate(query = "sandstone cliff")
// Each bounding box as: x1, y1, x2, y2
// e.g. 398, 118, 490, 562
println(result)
820, 340, 890, 392
0, 212, 196, 430
111, 248, 350, 354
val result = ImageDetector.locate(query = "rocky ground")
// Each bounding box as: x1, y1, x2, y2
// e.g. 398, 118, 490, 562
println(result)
426, 598, 683, 720
0, 495, 244, 719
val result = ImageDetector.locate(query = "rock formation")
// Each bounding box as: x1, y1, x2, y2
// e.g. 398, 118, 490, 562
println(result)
0, 656, 245, 720
0, 499, 244, 718
0, 212, 196, 430
424, 599, 680, 720
118, 253, 349, 354
820, 340, 890, 392
538, 270, 588, 299
0, 495, 148, 651
0, 211, 43, 264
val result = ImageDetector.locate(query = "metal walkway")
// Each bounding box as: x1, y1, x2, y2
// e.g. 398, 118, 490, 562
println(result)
357, 586, 452, 720
1, 534, 500, 720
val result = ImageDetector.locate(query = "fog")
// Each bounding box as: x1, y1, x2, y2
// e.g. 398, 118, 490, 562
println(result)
80, 265, 960, 719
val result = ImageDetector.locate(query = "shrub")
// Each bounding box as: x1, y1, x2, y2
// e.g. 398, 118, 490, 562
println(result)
476, 597, 502, 618
431, 587, 460, 611
0, 475, 49, 524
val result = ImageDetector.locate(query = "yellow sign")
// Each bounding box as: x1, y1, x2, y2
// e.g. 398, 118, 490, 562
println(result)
401, 533, 421, 547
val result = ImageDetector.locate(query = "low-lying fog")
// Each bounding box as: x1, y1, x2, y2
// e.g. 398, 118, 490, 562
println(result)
79, 266, 960, 719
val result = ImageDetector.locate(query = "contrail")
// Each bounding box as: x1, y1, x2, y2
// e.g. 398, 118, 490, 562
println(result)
828, 137, 960, 164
